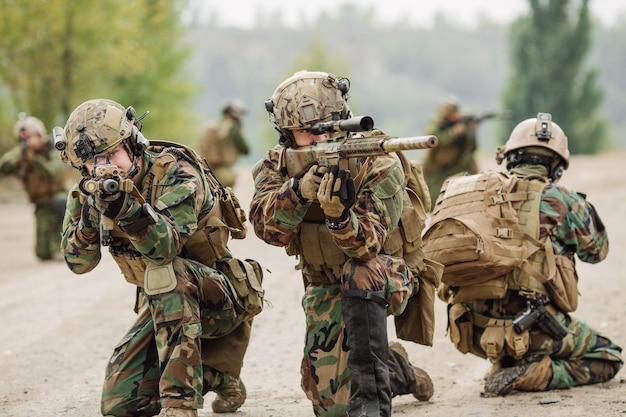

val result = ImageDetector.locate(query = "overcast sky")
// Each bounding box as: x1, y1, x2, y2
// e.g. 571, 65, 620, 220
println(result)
189, 0, 626, 28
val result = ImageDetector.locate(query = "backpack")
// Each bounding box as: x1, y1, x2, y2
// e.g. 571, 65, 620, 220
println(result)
422, 171, 548, 288
385, 151, 443, 345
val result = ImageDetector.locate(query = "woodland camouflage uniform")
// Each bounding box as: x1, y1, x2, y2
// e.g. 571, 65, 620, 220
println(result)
0, 115, 67, 260
250, 71, 435, 417
59, 99, 260, 417
436, 114, 623, 396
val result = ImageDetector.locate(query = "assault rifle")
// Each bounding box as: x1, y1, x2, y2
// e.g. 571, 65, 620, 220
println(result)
438, 110, 512, 130
79, 155, 135, 246
285, 115, 438, 178
512, 297, 568, 341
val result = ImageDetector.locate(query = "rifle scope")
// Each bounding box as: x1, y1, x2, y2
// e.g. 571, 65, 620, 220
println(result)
310, 116, 374, 135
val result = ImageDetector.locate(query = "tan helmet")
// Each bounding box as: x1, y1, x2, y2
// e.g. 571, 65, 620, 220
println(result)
57, 99, 138, 170
13, 114, 47, 141
265, 70, 349, 132
222, 98, 246, 119
496, 112, 570, 179
436, 96, 460, 119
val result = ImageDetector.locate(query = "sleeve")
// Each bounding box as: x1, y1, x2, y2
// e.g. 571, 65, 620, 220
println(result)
328, 155, 404, 260
61, 183, 102, 274
248, 148, 311, 247
0, 146, 21, 175
540, 184, 609, 264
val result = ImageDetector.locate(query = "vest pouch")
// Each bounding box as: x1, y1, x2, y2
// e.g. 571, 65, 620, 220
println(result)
450, 277, 507, 304
504, 322, 529, 359
448, 303, 473, 354
480, 319, 506, 360
218, 257, 265, 320
544, 255, 579, 312
144, 262, 177, 295
219, 188, 248, 240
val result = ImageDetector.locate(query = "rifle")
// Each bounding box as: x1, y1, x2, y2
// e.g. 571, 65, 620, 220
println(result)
79, 155, 134, 246
438, 110, 512, 130
512, 297, 568, 341
285, 115, 438, 178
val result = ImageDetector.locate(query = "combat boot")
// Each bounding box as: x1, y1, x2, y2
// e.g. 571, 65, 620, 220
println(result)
388, 342, 434, 401
212, 377, 247, 413
156, 407, 197, 417
483, 354, 552, 396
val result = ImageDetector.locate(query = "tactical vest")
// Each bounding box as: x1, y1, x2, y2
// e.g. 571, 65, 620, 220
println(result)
280, 150, 430, 286
109, 141, 247, 287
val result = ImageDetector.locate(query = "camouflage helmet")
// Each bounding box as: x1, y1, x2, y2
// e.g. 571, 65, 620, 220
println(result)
58, 99, 139, 170
13, 114, 47, 140
265, 70, 349, 131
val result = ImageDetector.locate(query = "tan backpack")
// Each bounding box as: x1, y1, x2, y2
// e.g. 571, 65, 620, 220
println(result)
423, 171, 547, 288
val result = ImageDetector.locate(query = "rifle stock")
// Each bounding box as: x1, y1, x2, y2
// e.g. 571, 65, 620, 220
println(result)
285, 133, 438, 178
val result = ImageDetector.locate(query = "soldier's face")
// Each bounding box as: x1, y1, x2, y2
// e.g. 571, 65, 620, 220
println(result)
84, 143, 134, 178
292, 129, 328, 147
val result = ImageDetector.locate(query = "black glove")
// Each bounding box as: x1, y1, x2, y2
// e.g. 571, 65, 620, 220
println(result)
93, 190, 135, 220
318, 165, 356, 224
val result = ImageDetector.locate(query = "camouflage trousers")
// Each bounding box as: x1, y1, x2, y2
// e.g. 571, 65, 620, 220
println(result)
467, 309, 624, 389
300, 255, 414, 417
102, 258, 250, 417
33, 197, 64, 260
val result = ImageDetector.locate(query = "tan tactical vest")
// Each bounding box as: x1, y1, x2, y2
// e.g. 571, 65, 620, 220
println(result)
282, 151, 429, 286
109, 142, 247, 287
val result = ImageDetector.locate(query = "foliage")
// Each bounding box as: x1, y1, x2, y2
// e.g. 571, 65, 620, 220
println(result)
0, 0, 196, 155
500, 0, 608, 154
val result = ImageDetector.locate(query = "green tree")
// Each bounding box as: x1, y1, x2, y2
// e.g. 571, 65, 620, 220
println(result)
0, 0, 196, 153
500, 0, 608, 154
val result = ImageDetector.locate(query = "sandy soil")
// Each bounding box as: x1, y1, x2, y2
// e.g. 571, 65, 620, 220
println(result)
1, 152, 625, 417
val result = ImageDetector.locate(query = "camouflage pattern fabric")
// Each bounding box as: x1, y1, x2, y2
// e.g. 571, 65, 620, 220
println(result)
61, 148, 250, 415
0, 142, 67, 260
250, 148, 414, 416
421, 118, 478, 207
445, 164, 623, 391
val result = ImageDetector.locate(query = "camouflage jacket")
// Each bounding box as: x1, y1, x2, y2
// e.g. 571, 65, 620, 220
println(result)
510, 165, 608, 262
249, 145, 404, 267
61, 147, 222, 281
0, 143, 66, 204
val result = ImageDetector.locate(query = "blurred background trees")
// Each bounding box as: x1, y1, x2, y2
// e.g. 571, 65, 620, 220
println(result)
1, 0, 625, 163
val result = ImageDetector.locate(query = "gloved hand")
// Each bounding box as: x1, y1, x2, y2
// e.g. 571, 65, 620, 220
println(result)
79, 197, 100, 232
298, 165, 327, 201
93, 190, 135, 220
318, 165, 356, 222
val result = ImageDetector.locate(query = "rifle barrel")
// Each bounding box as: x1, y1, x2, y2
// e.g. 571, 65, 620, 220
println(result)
381, 135, 438, 152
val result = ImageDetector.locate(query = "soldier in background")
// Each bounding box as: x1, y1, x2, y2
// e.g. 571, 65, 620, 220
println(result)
198, 99, 250, 188
422, 97, 479, 208
0, 114, 67, 260
57, 98, 262, 417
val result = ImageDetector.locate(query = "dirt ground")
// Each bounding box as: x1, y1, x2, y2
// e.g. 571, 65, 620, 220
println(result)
1, 152, 625, 417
